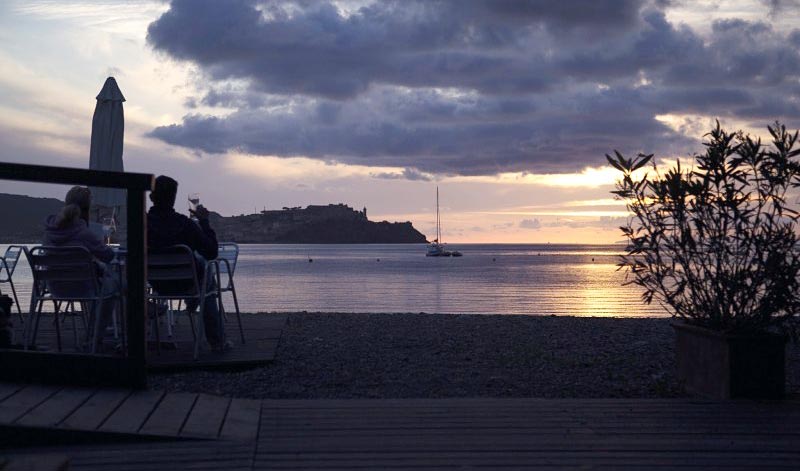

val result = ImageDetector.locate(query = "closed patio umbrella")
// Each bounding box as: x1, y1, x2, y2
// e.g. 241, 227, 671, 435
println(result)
89, 77, 126, 243
89, 77, 126, 211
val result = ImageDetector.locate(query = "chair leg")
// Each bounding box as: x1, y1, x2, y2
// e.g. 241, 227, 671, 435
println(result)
52, 300, 61, 326
230, 283, 245, 344
31, 299, 45, 348
167, 300, 175, 338
215, 268, 228, 324
91, 301, 103, 354
193, 303, 204, 361
23, 293, 38, 350
186, 304, 197, 345
153, 301, 162, 356
53, 301, 62, 353
215, 272, 226, 340
8, 278, 22, 323
194, 282, 207, 361
112, 306, 119, 340
219, 293, 228, 322
119, 297, 127, 357
78, 302, 89, 335
70, 303, 79, 349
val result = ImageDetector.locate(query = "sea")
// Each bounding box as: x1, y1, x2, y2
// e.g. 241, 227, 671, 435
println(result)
1, 243, 667, 317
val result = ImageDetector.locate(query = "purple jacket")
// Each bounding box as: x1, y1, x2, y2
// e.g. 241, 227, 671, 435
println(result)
42, 215, 115, 264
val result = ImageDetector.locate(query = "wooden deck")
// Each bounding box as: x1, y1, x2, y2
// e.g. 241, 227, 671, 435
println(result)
254, 398, 800, 469
10, 313, 286, 373
2, 382, 800, 469
0, 382, 260, 443
148, 313, 286, 371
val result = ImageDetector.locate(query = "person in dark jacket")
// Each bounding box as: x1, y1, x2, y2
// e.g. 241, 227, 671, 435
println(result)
147, 175, 228, 351
43, 186, 120, 351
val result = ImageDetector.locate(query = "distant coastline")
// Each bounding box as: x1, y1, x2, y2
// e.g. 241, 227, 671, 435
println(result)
0, 193, 63, 244
0, 193, 427, 244
210, 204, 426, 244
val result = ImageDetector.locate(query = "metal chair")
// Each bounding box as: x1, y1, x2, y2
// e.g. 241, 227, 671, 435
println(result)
23, 246, 120, 353
217, 242, 245, 343
147, 245, 223, 360
0, 245, 25, 322
0, 245, 24, 323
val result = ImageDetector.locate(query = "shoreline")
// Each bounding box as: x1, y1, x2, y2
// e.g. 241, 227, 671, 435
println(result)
151, 312, 800, 399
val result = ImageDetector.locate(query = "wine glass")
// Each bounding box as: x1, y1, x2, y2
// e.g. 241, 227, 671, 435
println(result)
101, 216, 116, 245
188, 193, 200, 220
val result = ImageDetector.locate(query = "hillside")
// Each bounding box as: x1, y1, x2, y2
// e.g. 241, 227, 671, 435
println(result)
0, 195, 427, 244
0, 193, 64, 243
210, 204, 427, 243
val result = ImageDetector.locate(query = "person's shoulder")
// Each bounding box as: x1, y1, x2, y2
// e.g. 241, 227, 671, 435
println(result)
171, 211, 191, 223
149, 207, 191, 223
76, 221, 104, 244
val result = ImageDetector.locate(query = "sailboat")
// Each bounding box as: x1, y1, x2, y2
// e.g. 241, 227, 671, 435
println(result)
426, 186, 462, 257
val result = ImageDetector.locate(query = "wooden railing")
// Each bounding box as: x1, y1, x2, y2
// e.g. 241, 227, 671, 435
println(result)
0, 162, 153, 388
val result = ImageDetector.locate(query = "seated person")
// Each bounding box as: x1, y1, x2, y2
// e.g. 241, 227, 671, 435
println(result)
147, 175, 229, 351
44, 186, 114, 263
43, 186, 120, 350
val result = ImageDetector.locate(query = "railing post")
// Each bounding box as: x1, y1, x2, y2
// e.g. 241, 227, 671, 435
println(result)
126, 188, 148, 388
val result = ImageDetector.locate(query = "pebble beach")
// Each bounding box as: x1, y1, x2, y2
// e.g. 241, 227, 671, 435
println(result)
150, 312, 800, 399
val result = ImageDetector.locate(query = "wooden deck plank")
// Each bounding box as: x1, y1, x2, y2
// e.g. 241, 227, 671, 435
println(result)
139, 392, 198, 437
181, 394, 231, 438
16, 387, 94, 427
40, 442, 255, 471
0, 383, 24, 402
59, 389, 130, 431
0, 385, 60, 423
147, 339, 279, 371
1, 454, 69, 471
99, 390, 165, 434
256, 456, 800, 470
219, 398, 261, 441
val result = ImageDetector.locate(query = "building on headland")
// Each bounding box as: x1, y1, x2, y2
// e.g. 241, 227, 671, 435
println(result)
263, 204, 367, 223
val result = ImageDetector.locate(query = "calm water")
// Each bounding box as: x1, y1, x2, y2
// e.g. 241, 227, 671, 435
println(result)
1, 243, 667, 317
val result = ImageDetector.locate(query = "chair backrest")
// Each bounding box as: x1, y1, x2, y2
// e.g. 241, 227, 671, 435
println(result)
0, 245, 23, 281
25, 246, 100, 299
217, 242, 239, 276
147, 245, 200, 297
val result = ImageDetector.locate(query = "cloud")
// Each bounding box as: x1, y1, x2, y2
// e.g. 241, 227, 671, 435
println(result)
145, 0, 800, 176
544, 216, 628, 229
149, 85, 696, 174
372, 167, 433, 181
147, 0, 646, 99
519, 218, 541, 229
763, 0, 800, 16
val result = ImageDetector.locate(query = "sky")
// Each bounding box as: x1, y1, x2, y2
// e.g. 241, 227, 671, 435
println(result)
1, 0, 799, 243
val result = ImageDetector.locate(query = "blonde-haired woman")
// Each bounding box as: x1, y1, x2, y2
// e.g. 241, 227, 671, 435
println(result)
44, 186, 114, 263
43, 186, 119, 351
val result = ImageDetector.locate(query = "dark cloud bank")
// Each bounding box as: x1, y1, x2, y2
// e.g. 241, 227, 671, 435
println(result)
147, 0, 800, 176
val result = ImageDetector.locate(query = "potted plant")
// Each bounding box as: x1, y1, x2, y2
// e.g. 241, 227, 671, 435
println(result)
609, 122, 800, 399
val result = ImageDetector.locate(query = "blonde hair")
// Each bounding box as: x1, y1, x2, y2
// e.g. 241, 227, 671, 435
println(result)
55, 186, 92, 229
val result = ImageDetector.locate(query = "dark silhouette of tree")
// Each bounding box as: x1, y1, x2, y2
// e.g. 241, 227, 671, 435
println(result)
610, 122, 800, 335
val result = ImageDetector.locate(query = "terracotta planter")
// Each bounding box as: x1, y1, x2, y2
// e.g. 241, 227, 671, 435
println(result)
672, 322, 787, 399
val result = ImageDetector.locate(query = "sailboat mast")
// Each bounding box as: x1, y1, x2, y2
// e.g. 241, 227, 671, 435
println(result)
436, 186, 441, 242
